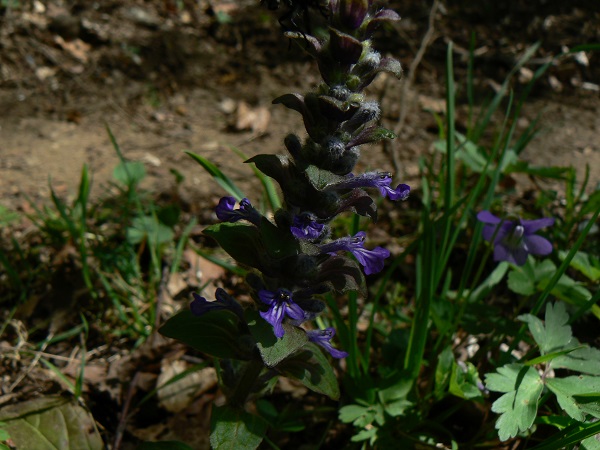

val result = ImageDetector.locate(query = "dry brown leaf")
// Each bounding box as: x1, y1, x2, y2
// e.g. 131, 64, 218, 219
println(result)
157, 360, 217, 413
234, 101, 271, 134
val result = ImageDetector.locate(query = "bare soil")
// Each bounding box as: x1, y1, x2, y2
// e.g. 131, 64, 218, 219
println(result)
1, 0, 599, 216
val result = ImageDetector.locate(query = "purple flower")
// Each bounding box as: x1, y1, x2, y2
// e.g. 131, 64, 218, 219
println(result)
319, 231, 390, 275
290, 213, 325, 240
190, 288, 244, 320
477, 211, 555, 266
327, 172, 410, 201
307, 328, 348, 359
215, 196, 261, 225
259, 289, 306, 338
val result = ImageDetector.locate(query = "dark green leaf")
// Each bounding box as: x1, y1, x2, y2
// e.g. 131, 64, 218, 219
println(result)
203, 222, 264, 271
316, 255, 366, 296
278, 343, 341, 400
159, 310, 252, 360
210, 406, 267, 450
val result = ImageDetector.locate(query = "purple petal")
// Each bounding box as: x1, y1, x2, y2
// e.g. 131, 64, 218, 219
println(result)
385, 183, 410, 201
307, 328, 348, 359
477, 210, 502, 225
258, 289, 276, 306
523, 235, 553, 256
352, 246, 390, 275
522, 217, 555, 234
260, 304, 286, 338
290, 213, 326, 240
494, 243, 528, 266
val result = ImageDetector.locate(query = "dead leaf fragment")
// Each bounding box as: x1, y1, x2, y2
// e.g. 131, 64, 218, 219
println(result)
157, 360, 217, 413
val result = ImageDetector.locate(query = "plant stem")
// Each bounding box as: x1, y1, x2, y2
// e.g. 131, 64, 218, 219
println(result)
229, 358, 265, 408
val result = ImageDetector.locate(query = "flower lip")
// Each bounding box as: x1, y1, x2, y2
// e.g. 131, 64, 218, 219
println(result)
307, 327, 348, 358
259, 288, 306, 339
215, 196, 261, 225
319, 231, 390, 275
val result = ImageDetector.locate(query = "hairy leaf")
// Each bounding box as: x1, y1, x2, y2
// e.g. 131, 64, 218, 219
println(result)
246, 310, 308, 367
210, 406, 267, 450
277, 343, 340, 400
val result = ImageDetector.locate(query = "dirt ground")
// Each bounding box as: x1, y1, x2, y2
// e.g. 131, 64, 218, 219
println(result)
1, 0, 599, 217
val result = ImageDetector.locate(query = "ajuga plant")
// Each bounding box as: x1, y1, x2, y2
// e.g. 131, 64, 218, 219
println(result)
159, 0, 407, 448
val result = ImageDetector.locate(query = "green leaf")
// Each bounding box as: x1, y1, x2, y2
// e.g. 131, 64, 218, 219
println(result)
0, 396, 103, 450
434, 346, 454, 399
137, 441, 195, 450
553, 344, 600, 375
507, 262, 535, 295
127, 216, 174, 246
113, 161, 146, 185
210, 406, 267, 450
305, 165, 344, 191
518, 302, 573, 354
186, 152, 245, 200
546, 376, 600, 421
246, 310, 308, 367
449, 361, 484, 401
559, 250, 600, 282
203, 222, 264, 271
339, 404, 369, 424
316, 255, 366, 296
159, 309, 252, 360
485, 364, 543, 441
277, 343, 341, 400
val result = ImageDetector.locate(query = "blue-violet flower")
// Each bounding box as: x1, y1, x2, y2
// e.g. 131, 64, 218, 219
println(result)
319, 231, 390, 275
290, 212, 325, 240
477, 210, 555, 266
328, 172, 410, 201
259, 289, 305, 338
215, 196, 261, 225
307, 328, 348, 359
191, 288, 244, 320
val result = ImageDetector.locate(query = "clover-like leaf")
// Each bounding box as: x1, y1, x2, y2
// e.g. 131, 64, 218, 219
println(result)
485, 364, 543, 441
277, 343, 340, 400
518, 302, 573, 355
546, 376, 600, 421
553, 343, 600, 375
210, 405, 267, 450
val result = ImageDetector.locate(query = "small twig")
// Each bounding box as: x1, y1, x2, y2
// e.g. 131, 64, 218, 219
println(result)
387, 0, 440, 176
112, 371, 140, 450
8, 332, 54, 392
